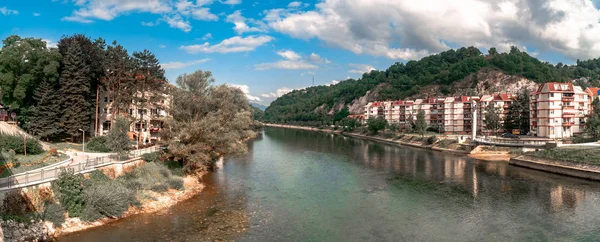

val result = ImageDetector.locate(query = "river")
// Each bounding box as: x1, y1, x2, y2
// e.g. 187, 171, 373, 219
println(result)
60, 127, 600, 241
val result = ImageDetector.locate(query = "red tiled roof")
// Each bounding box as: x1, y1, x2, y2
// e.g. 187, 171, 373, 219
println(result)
493, 93, 514, 101
587, 87, 600, 97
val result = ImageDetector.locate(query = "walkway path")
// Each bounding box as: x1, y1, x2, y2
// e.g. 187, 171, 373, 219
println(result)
0, 147, 158, 191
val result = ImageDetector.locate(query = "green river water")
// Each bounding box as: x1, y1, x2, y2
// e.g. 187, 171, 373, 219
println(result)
60, 127, 600, 241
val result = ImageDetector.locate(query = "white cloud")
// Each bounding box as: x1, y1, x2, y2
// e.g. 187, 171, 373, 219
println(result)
33, 12, 41, 17
62, 15, 93, 23
227, 84, 261, 102
308, 53, 331, 64
221, 0, 242, 5
141, 21, 156, 26
276, 50, 301, 60
288, 1, 302, 8
0, 7, 18, 16
348, 64, 376, 74
264, 0, 600, 60
159, 44, 166, 48
261, 87, 293, 98
226, 10, 267, 34
163, 15, 191, 32
42, 39, 57, 48
201, 33, 213, 40
180, 35, 273, 54
255, 60, 318, 70
325, 80, 339, 86
301, 71, 316, 76
161, 58, 210, 70
176, 0, 218, 21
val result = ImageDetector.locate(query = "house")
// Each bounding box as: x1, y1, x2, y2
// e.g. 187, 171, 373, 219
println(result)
530, 83, 589, 139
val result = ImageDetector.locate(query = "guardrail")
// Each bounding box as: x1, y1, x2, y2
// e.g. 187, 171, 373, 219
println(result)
473, 136, 548, 147
0, 146, 159, 191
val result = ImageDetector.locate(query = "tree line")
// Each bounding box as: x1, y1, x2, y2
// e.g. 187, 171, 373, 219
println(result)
0, 35, 166, 142
265, 46, 600, 125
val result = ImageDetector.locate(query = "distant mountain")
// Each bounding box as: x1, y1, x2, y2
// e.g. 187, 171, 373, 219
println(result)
265, 46, 600, 124
251, 103, 268, 111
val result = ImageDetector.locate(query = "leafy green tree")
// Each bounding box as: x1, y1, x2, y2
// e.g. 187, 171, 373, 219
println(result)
58, 39, 92, 139
28, 80, 62, 140
165, 70, 255, 173
414, 110, 427, 136
0, 35, 61, 125
52, 169, 85, 217
585, 99, 600, 139
107, 116, 131, 156
103, 41, 135, 124
333, 107, 349, 123
504, 90, 530, 134
132, 50, 165, 145
367, 117, 387, 134
484, 103, 502, 135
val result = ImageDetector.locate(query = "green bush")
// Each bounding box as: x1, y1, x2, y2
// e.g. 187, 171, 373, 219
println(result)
167, 178, 184, 190
52, 168, 85, 217
81, 180, 136, 222
86, 136, 111, 153
141, 152, 161, 163
121, 163, 175, 192
43, 202, 66, 227
0, 134, 44, 155
426, 136, 438, 145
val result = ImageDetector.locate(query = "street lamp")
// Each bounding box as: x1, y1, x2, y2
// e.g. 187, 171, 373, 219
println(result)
78, 129, 85, 152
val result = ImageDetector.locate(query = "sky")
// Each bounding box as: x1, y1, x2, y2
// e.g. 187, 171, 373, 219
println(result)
3, 0, 600, 105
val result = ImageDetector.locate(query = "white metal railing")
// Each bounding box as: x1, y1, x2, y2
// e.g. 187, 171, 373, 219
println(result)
0, 146, 159, 191
474, 136, 548, 147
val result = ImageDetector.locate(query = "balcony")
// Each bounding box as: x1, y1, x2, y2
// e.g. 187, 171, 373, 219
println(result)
562, 96, 575, 102
562, 105, 575, 110
149, 127, 161, 133
562, 122, 574, 127
562, 112, 576, 118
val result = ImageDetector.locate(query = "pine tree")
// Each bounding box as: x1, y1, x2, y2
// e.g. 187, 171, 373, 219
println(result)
107, 116, 131, 157
504, 90, 530, 134
132, 50, 165, 146
28, 81, 62, 140
58, 40, 92, 139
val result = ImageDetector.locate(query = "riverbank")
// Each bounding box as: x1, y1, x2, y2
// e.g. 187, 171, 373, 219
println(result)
1, 162, 206, 242
510, 155, 600, 181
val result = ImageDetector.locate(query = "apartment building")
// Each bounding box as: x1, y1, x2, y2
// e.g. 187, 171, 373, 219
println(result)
530, 83, 589, 139
364, 101, 384, 122
96, 90, 171, 144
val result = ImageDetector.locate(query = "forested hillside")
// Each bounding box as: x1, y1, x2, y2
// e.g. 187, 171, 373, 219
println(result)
265, 46, 600, 124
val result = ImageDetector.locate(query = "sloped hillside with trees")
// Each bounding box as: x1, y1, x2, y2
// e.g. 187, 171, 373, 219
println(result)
265, 46, 600, 125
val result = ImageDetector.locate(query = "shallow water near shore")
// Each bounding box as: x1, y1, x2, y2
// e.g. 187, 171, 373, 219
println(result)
59, 127, 600, 241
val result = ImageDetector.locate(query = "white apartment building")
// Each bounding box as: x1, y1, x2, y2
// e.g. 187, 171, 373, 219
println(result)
530, 83, 589, 139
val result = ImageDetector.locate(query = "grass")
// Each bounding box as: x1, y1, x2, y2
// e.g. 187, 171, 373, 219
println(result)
0, 152, 68, 178
527, 147, 600, 165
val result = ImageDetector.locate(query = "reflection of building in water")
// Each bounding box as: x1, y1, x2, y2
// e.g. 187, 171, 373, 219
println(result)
472, 165, 478, 197
443, 157, 466, 182
550, 185, 586, 212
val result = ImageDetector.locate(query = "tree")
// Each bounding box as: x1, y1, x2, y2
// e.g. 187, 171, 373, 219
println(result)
504, 90, 530, 134
58, 39, 92, 139
367, 117, 387, 134
333, 107, 349, 123
106, 116, 131, 156
103, 41, 135, 127
414, 110, 427, 136
165, 70, 255, 173
484, 103, 502, 135
585, 98, 600, 139
28, 80, 62, 140
0, 35, 61, 126
132, 50, 165, 146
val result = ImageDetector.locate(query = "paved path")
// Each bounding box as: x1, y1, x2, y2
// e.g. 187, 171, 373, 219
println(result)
0, 147, 158, 191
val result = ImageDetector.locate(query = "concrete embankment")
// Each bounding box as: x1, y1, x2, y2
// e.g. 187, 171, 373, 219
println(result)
510, 156, 600, 181
263, 124, 470, 155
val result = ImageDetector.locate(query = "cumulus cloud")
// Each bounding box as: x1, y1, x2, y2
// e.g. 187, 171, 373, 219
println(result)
42, 39, 57, 48
255, 50, 328, 70
161, 58, 211, 69
226, 10, 267, 35
265, 0, 600, 60
62, 0, 217, 30
276, 50, 301, 60
348, 64, 376, 74
180, 35, 273, 54
201, 33, 213, 40
221, 0, 242, 5
308, 53, 331, 64
287, 1, 302, 8
227, 84, 261, 102
0, 7, 18, 16
261, 87, 293, 98
163, 15, 191, 32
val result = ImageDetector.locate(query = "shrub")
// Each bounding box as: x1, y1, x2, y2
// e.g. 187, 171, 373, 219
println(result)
0, 134, 44, 155
426, 135, 438, 145
167, 178, 184, 190
87, 136, 111, 153
43, 202, 66, 227
81, 181, 136, 222
150, 183, 169, 193
1, 190, 33, 218
367, 118, 388, 134
52, 168, 85, 217
141, 152, 160, 163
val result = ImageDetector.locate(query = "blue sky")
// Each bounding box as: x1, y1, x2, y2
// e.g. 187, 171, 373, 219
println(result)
3, 0, 600, 105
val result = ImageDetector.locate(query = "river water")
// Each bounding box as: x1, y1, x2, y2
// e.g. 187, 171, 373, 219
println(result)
60, 127, 600, 241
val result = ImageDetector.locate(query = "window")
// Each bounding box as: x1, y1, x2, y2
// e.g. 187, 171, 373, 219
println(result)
550, 102, 553, 107
550, 93, 554, 98
550, 110, 554, 114
453, 120, 457, 125
103, 108, 108, 114
104, 97, 108, 103
550, 127, 554, 135
129, 109, 133, 115
549, 119, 553, 124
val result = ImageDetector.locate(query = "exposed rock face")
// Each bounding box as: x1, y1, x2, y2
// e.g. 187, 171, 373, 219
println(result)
1, 220, 52, 242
